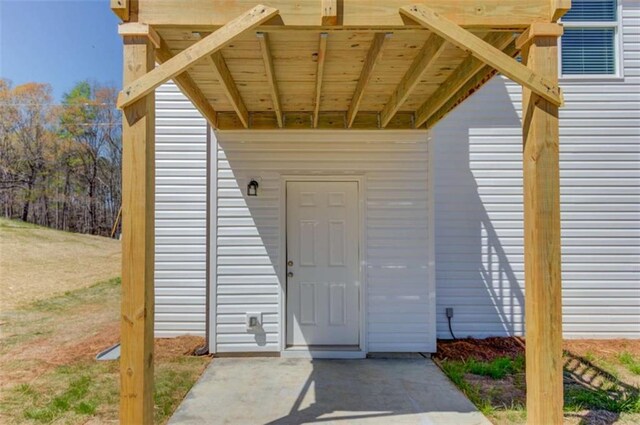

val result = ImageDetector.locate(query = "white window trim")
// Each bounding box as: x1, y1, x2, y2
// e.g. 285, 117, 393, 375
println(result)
559, 0, 624, 80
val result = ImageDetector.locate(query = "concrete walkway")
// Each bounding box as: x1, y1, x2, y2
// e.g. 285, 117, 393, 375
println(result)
169, 356, 491, 425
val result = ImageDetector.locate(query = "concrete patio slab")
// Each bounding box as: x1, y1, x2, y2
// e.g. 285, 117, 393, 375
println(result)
169, 357, 491, 425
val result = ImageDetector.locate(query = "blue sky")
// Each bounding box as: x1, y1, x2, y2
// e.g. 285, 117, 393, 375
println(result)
0, 0, 122, 101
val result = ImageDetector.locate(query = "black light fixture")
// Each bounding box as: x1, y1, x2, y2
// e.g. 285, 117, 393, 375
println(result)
247, 179, 259, 197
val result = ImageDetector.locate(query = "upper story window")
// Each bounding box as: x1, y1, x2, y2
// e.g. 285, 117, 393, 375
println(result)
560, 0, 621, 77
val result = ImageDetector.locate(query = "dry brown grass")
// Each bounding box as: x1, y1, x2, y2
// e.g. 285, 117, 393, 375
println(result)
0, 218, 121, 310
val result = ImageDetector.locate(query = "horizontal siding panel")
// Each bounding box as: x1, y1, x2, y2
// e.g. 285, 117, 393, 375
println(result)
215, 131, 431, 352
433, 4, 640, 340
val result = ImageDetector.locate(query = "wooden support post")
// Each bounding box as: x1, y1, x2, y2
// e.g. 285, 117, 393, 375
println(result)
520, 25, 563, 425
120, 33, 156, 425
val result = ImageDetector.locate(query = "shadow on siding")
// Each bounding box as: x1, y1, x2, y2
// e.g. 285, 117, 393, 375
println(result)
432, 77, 525, 338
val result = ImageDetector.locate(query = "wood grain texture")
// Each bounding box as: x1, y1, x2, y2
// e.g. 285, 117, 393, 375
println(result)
313, 33, 329, 128
521, 34, 563, 425
346, 33, 391, 127
134, 0, 553, 29
120, 35, 155, 425
321, 0, 338, 26
380, 34, 446, 127
155, 39, 219, 128
400, 4, 563, 106
415, 32, 515, 127
117, 4, 279, 109
257, 32, 283, 127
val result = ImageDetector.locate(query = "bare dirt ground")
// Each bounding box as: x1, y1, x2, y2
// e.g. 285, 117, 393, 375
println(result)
0, 218, 121, 310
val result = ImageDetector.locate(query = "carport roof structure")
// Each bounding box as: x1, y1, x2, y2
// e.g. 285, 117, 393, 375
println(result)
112, 1, 569, 424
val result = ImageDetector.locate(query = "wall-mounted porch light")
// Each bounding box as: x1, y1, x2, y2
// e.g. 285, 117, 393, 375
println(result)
247, 179, 259, 197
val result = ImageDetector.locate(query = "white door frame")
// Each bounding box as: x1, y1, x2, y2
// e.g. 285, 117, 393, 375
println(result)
279, 175, 367, 357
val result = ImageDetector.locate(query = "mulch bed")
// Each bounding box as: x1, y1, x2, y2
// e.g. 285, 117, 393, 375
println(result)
434, 337, 525, 362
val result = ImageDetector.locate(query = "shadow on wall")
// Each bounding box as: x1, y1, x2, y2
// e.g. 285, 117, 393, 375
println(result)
431, 77, 525, 339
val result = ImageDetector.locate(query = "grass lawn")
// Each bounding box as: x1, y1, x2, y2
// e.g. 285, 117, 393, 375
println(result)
0, 219, 211, 424
435, 338, 640, 425
0, 218, 121, 309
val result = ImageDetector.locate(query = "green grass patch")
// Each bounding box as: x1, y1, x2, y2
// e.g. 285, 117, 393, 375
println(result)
466, 356, 525, 379
30, 277, 121, 313
565, 386, 640, 414
1, 355, 208, 424
619, 352, 640, 376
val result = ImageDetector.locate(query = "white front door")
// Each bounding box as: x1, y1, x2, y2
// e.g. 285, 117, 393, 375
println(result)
286, 181, 360, 347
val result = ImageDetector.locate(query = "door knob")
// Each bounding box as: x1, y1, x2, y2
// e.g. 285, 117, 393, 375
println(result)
287, 271, 294, 278
287, 260, 293, 267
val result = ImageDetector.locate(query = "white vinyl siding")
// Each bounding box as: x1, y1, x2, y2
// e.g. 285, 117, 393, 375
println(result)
213, 131, 433, 353
432, 0, 640, 339
153, 1, 640, 345
154, 82, 208, 337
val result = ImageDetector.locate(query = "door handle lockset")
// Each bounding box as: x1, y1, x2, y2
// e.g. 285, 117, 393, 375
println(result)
287, 260, 293, 267
287, 271, 294, 278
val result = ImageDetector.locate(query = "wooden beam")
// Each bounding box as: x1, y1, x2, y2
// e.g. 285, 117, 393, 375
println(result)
516, 22, 563, 49
155, 39, 219, 129
313, 33, 329, 128
120, 33, 155, 425
347, 33, 391, 128
423, 42, 519, 129
216, 111, 422, 130
134, 0, 554, 29
521, 31, 563, 425
118, 23, 160, 49
117, 4, 279, 109
400, 4, 563, 107
196, 33, 249, 128
111, 0, 130, 21
322, 0, 338, 26
415, 32, 515, 128
380, 34, 446, 128
256, 32, 283, 128
551, 0, 572, 22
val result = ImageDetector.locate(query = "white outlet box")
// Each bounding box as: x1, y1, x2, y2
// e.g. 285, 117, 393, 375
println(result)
246, 312, 262, 330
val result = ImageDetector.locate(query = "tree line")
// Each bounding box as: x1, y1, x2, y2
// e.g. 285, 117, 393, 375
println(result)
0, 79, 122, 236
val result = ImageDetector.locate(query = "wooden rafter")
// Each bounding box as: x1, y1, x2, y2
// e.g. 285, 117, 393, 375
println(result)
155, 40, 219, 129
400, 4, 563, 107
415, 32, 515, 128
198, 33, 249, 128
423, 42, 519, 129
313, 33, 329, 128
380, 34, 446, 128
321, 0, 338, 26
117, 4, 279, 109
346, 33, 391, 128
256, 32, 283, 128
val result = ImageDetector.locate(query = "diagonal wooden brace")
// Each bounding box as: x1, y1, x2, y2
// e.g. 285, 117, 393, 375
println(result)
116, 4, 279, 109
400, 4, 563, 107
